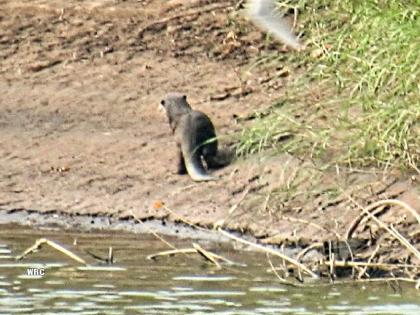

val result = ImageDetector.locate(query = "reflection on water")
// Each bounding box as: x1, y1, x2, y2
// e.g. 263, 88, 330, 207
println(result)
0, 225, 419, 314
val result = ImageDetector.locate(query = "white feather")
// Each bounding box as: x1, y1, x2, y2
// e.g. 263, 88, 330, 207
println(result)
247, 0, 302, 50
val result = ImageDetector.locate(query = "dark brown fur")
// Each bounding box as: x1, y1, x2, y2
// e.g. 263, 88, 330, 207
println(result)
160, 93, 223, 181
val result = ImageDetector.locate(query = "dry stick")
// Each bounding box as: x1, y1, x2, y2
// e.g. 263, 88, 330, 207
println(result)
328, 242, 336, 279
108, 247, 114, 264
409, 229, 420, 238
296, 242, 323, 261
214, 184, 251, 228
229, 186, 250, 214
357, 243, 381, 280
147, 248, 197, 260
16, 238, 87, 265
281, 215, 335, 236
346, 205, 387, 240
218, 228, 319, 279
346, 199, 420, 239
192, 243, 238, 266
266, 270, 419, 287
389, 225, 420, 261
324, 277, 419, 286
320, 260, 419, 270
147, 245, 236, 268
261, 189, 272, 216
347, 196, 420, 261
360, 199, 420, 235
193, 243, 221, 268
130, 210, 177, 250
266, 253, 288, 283
195, 249, 238, 266
132, 210, 237, 266
280, 214, 352, 266
163, 205, 208, 232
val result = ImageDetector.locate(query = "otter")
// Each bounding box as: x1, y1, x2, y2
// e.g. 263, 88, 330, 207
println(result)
160, 93, 226, 181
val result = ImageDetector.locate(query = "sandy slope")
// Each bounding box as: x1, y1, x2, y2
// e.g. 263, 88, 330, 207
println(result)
1, 0, 419, 254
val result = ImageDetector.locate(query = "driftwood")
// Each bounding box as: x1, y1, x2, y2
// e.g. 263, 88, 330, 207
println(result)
147, 244, 236, 267
147, 248, 197, 260
16, 238, 87, 265
346, 199, 420, 239
347, 197, 420, 261
218, 228, 319, 279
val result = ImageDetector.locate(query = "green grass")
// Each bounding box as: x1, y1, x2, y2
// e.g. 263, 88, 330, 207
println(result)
237, 0, 419, 172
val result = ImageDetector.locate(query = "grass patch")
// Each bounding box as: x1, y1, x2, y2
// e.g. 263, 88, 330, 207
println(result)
237, 0, 419, 172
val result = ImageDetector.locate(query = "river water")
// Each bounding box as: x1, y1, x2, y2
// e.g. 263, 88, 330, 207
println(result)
0, 224, 419, 314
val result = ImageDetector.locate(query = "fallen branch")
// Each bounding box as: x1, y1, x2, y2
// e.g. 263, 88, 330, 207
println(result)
347, 197, 420, 261
218, 228, 319, 279
322, 277, 419, 287
319, 260, 419, 271
346, 205, 387, 240
16, 238, 87, 265
147, 244, 236, 267
147, 248, 197, 260
193, 244, 237, 266
85, 247, 114, 264
357, 243, 381, 279
193, 243, 221, 268
229, 186, 250, 214
130, 210, 177, 250
163, 204, 208, 231
346, 199, 420, 239
296, 242, 323, 261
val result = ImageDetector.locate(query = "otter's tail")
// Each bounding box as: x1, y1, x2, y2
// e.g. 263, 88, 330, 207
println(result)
205, 147, 235, 170
181, 141, 216, 182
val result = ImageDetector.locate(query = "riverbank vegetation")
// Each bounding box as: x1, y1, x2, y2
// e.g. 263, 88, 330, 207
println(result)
238, 0, 419, 173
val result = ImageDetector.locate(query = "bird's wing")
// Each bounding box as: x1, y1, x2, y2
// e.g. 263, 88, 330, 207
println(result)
247, 0, 302, 50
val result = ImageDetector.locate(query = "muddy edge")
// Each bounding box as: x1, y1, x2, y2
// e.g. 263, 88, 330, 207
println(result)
0, 0, 419, 271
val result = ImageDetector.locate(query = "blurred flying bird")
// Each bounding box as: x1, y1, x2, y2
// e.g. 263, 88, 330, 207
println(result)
247, 0, 303, 50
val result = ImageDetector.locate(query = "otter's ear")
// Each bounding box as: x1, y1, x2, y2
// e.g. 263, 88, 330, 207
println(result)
160, 100, 166, 107
182, 95, 187, 101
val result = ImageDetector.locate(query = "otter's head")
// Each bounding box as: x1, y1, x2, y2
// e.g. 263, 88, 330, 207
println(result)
160, 93, 192, 129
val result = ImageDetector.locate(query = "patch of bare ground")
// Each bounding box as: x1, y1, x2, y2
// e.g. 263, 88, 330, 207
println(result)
0, 0, 418, 278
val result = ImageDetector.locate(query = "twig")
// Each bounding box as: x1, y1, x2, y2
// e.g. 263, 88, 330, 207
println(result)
147, 244, 237, 267
409, 229, 420, 238
389, 225, 420, 261
347, 196, 420, 261
193, 243, 221, 268
163, 205, 208, 231
267, 253, 287, 283
281, 215, 338, 237
85, 248, 114, 264
130, 210, 177, 250
328, 241, 336, 280
357, 243, 381, 279
320, 260, 419, 271
108, 247, 114, 264
16, 238, 86, 265
194, 248, 238, 266
346, 205, 387, 239
296, 242, 323, 261
229, 186, 250, 214
324, 277, 419, 286
147, 248, 197, 260
218, 228, 319, 279
346, 199, 420, 239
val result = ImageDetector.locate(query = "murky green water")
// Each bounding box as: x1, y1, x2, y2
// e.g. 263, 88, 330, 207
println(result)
0, 224, 419, 314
